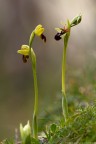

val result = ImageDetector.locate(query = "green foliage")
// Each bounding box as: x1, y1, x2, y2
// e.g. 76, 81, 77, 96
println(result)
1, 139, 14, 144
44, 123, 59, 141
2, 103, 96, 144
46, 103, 96, 143
1, 137, 40, 144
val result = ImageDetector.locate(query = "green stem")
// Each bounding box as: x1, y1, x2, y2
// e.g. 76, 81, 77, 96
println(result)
62, 44, 68, 122
61, 20, 71, 122
29, 31, 35, 48
62, 44, 66, 95
29, 31, 38, 139
31, 49, 38, 139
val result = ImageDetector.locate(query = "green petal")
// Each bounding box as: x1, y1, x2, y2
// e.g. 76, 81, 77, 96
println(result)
17, 45, 30, 55
55, 28, 62, 33
34, 24, 44, 36
17, 49, 29, 55
21, 45, 29, 50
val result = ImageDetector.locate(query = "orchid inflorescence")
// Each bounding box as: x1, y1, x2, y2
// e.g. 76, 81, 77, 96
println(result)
17, 24, 46, 63
54, 14, 82, 121
17, 24, 46, 140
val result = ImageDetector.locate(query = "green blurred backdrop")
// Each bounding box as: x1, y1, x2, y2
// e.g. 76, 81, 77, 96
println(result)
0, 0, 96, 140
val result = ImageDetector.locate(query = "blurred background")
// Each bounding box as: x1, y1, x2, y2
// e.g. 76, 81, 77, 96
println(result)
0, 0, 96, 140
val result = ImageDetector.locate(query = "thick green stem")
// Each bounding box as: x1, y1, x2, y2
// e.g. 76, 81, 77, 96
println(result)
62, 45, 68, 122
33, 58, 38, 139
62, 45, 66, 95
29, 31, 35, 48
30, 48, 38, 139
61, 20, 71, 122
29, 32, 38, 139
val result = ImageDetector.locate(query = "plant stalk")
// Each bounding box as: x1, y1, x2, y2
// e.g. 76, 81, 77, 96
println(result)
31, 50, 38, 139
62, 44, 68, 122
61, 20, 71, 122
29, 31, 38, 139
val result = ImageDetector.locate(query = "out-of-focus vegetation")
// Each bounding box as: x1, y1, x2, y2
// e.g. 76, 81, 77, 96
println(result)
38, 63, 96, 131
0, 0, 96, 141
45, 103, 96, 143
2, 103, 96, 143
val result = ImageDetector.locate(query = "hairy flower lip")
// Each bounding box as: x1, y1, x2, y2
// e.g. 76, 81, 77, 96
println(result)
22, 55, 29, 63
54, 27, 70, 41
54, 33, 62, 41
41, 34, 46, 42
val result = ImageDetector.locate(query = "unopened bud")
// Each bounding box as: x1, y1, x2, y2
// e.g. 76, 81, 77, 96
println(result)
71, 15, 82, 27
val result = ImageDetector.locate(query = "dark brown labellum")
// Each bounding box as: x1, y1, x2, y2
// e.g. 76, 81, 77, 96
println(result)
41, 34, 46, 42
22, 55, 29, 63
54, 33, 62, 40
54, 28, 69, 41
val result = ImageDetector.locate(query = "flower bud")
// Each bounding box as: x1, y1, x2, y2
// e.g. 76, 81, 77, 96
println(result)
20, 121, 31, 143
71, 15, 82, 27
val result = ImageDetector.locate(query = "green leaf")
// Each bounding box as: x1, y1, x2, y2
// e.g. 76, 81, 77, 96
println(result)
55, 28, 62, 33
50, 123, 57, 133
31, 137, 40, 144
